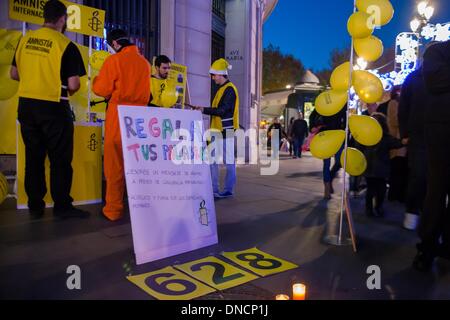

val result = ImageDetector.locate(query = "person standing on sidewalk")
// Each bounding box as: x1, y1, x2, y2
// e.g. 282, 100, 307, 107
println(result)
398, 67, 429, 231
387, 86, 408, 203
290, 112, 308, 158
413, 40, 450, 271
360, 113, 405, 217
193, 58, 240, 199
310, 106, 346, 200
93, 29, 151, 221
10, 0, 89, 219
287, 117, 295, 156
149, 55, 172, 108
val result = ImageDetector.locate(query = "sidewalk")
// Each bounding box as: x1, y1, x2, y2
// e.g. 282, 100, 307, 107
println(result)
1, 153, 449, 299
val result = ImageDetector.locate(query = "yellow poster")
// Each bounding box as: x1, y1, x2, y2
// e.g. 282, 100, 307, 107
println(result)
169, 63, 188, 106
8, 0, 105, 38
174, 256, 259, 291
70, 43, 107, 122
17, 122, 103, 208
221, 248, 298, 277
127, 266, 215, 300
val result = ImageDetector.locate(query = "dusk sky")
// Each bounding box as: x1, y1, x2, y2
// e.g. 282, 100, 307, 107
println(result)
263, 0, 450, 71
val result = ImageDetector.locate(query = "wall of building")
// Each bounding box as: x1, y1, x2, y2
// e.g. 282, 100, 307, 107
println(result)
225, 0, 263, 132
161, 0, 212, 109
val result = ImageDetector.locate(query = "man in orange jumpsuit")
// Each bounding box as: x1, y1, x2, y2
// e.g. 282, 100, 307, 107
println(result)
93, 29, 151, 221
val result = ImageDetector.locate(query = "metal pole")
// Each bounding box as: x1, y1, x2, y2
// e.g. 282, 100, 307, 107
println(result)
338, 0, 357, 245
88, 36, 92, 120
22, 22, 26, 36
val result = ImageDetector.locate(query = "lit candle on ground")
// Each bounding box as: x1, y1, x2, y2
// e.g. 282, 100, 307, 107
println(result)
275, 294, 290, 300
292, 283, 306, 300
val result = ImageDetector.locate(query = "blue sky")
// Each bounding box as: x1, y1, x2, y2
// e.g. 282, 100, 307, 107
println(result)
263, 0, 450, 71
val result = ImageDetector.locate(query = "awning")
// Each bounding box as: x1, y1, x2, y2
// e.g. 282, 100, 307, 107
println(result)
260, 89, 293, 118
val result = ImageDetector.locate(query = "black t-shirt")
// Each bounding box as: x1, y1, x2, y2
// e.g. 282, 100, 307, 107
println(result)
13, 41, 86, 107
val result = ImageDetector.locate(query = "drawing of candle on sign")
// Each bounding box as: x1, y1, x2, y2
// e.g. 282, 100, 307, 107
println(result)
199, 200, 208, 226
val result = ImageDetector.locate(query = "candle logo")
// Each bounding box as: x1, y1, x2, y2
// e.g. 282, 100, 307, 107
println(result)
198, 200, 209, 226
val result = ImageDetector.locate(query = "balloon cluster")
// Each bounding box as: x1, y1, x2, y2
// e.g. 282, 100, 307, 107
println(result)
311, 0, 394, 176
0, 30, 21, 101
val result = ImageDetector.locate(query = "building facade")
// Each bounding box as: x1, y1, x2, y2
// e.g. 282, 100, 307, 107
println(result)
0, 0, 277, 142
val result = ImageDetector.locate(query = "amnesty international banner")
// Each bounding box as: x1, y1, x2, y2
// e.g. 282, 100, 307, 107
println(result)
118, 106, 217, 264
8, 0, 105, 38
17, 122, 102, 208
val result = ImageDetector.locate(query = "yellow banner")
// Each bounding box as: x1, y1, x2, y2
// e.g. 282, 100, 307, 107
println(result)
8, 0, 105, 38
17, 122, 103, 208
168, 63, 188, 106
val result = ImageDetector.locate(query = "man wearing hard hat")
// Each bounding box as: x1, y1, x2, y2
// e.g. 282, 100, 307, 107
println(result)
10, 0, 89, 219
93, 29, 151, 221
194, 58, 239, 198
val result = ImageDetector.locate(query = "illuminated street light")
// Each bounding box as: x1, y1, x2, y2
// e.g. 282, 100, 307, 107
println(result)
417, 1, 428, 16
410, 19, 421, 32
424, 6, 434, 20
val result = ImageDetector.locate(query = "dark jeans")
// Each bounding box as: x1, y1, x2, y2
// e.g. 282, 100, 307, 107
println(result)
366, 177, 387, 211
388, 156, 408, 202
418, 124, 450, 255
293, 137, 305, 158
18, 101, 74, 211
406, 146, 427, 215
323, 144, 344, 183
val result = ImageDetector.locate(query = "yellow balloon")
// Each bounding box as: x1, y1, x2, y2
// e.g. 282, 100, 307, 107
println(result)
89, 50, 110, 70
330, 62, 351, 91
310, 130, 346, 160
0, 30, 22, 65
353, 70, 384, 103
0, 64, 19, 100
160, 88, 178, 108
315, 90, 348, 117
354, 36, 384, 62
349, 115, 383, 146
356, 0, 394, 27
347, 11, 374, 39
0, 172, 8, 205
340, 148, 367, 176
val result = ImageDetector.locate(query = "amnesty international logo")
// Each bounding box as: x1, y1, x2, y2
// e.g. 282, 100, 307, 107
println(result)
87, 133, 98, 152
88, 10, 102, 32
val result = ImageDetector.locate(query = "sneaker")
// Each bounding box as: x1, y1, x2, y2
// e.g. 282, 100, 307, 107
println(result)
403, 213, 419, 231
218, 191, 233, 198
213, 192, 222, 199
413, 250, 435, 272
54, 206, 90, 219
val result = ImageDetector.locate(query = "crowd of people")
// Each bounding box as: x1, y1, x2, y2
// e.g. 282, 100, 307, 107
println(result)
264, 40, 450, 272
7, 0, 449, 274
10, 1, 240, 222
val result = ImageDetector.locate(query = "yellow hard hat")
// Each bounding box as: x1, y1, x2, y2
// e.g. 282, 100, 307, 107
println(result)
210, 58, 232, 75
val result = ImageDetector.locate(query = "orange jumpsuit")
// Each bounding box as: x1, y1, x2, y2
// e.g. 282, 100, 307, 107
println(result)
93, 45, 151, 221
